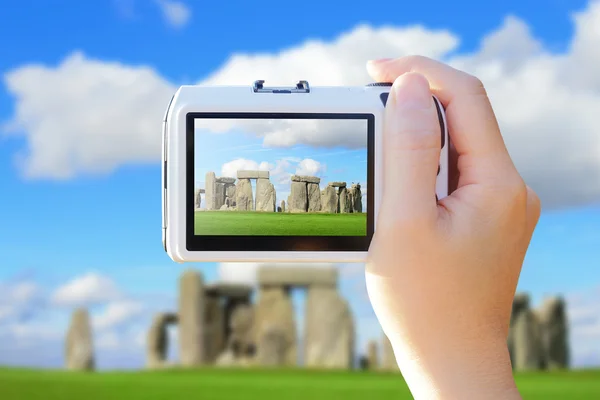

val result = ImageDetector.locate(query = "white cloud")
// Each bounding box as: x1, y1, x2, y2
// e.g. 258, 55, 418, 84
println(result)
199, 24, 457, 86
10, 282, 40, 303
220, 158, 271, 178
155, 0, 191, 28
198, 118, 368, 152
446, 9, 600, 208
93, 300, 145, 331
221, 157, 325, 183
51, 273, 121, 307
0, 280, 44, 324
270, 159, 293, 186
217, 262, 340, 286
6, 322, 63, 347
0, 281, 41, 304
3, 2, 600, 210
217, 262, 263, 286
566, 286, 600, 367
259, 119, 367, 150
96, 330, 121, 350
0, 278, 65, 351
0, 272, 178, 370
295, 159, 324, 177
2, 52, 176, 179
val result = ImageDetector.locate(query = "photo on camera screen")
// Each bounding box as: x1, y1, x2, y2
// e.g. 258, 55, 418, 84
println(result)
193, 115, 369, 236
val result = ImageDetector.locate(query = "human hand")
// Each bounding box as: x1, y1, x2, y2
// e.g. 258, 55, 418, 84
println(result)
365, 56, 541, 399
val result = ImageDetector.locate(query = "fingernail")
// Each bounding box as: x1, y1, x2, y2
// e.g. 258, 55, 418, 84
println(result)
392, 73, 432, 110
367, 58, 392, 66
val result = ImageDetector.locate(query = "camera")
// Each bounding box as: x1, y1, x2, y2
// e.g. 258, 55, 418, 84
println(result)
162, 80, 449, 263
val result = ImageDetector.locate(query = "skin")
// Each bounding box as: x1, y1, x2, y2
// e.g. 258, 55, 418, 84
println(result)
365, 56, 541, 399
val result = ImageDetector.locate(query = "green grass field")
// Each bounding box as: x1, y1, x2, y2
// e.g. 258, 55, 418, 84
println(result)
194, 211, 367, 236
1, 367, 599, 400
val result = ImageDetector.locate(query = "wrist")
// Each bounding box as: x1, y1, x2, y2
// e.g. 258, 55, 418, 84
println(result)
390, 335, 521, 400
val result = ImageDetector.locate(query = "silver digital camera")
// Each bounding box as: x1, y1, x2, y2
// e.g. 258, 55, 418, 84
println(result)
162, 80, 449, 263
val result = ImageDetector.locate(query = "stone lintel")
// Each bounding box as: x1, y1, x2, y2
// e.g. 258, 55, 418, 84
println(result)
237, 170, 269, 179
216, 177, 236, 184
291, 175, 320, 184
257, 265, 337, 287
513, 293, 530, 307
205, 282, 254, 298
153, 312, 178, 325
328, 181, 347, 187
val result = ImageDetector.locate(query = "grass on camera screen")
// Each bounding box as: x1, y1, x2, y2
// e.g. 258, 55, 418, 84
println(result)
193, 117, 368, 236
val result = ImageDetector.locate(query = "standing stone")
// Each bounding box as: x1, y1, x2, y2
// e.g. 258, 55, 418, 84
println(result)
512, 309, 544, 370
195, 189, 203, 209
347, 187, 355, 213
351, 184, 362, 213
358, 355, 369, 370
304, 286, 354, 369
508, 293, 530, 368
347, 190, 354, 213
178, 269, 205, 366
216, 178, 236, 209
321, 186, 337, 213
381, 334, 399, 371
65, 308, 95, 371
289, 181, 308, 213
538, 297, 569, 369
307, 183, 322, 212
257, 326, 288, 366
204, 295, 226, 363
205, 172, 216, 210
236, 178, 253, 211
256, 178, 276, 212
205, 283, 253, 355
146, 312, 177, 369
280, 200, 286, 213
228, 304, 256, 358
339, 187, 350, 213
253, 286, 296, 366
367, 340, 378, 370
214, 182, 226, 210
225, 184, 237, 208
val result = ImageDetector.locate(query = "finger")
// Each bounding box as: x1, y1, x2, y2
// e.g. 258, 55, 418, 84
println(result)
380, 72, 440, 220
367, 56, 518, 186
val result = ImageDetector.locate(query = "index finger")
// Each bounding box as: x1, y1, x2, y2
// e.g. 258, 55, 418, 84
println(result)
367, 56, 519, 186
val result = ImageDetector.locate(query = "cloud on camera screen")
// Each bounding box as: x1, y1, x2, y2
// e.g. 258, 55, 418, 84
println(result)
192, 115, 369, 237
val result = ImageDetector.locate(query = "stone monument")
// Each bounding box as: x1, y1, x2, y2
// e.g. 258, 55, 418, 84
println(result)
65, 308, 95, 371
146, 312, 177, 369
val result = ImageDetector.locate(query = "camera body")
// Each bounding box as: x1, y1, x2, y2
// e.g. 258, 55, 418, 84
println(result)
162, 80, 449, 263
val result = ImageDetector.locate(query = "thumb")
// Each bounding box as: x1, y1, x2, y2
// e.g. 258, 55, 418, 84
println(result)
380, 72, 441, 220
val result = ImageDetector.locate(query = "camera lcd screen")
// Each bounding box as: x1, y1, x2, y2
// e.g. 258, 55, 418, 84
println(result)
186, 113, 374, 252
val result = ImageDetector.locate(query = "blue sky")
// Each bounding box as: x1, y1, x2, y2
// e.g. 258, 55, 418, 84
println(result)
0, 0, 599, 369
